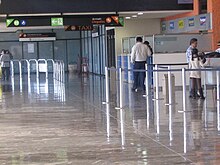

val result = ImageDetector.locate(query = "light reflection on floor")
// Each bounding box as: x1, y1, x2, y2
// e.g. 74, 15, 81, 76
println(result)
0, 73, 219, 164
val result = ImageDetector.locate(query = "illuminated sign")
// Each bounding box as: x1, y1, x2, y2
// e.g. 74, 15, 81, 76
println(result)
65, 25, 93, 31
6, 15, 122, 27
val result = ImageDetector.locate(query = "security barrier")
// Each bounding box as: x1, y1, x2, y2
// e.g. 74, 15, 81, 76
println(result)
104, 65, 220, 135
10, 59, 65, 83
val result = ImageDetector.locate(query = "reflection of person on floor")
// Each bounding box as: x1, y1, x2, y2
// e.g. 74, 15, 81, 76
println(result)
190, 100, 203, 150
131, 37, 151, 92
189, 48, 206, 99
0, 50, 12, 81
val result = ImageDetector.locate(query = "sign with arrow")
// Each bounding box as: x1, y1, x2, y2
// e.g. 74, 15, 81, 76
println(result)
51, 17, 63, 26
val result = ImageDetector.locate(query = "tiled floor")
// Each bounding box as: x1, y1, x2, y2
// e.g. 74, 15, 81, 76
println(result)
0, 73, 219, 164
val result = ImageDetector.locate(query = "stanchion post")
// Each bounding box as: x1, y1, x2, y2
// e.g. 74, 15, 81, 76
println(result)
145, 64, 150, 129
105, 67, 110, 104
19, 61, 22, 79
204, 69, 207, 97
11, 61, 14, 79
62, 62, 65, 83
182, 68, 187, 153
145, 64, 149, 97
168, 66, 173, 105
119, 68, 123, 109
45, 60, 48, 79
27, 60, 30, 79
217, 70, 220, 101
36, 60, 39, 79
155, 65, 159, 100
182, 68, 187, 112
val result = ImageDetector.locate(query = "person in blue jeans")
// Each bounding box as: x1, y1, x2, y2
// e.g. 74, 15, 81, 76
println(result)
131, 37, 152, 91
144, 41, 153, 87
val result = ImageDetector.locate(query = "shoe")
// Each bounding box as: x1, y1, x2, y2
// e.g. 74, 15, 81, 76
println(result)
199, 88, 205, 100
191, 89, 196, 99
132, 88, 137, 92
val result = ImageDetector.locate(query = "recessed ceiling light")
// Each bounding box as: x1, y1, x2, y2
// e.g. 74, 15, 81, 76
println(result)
138, 12, 144, 15
132, 15, 137, 18
125, 17, 131, 19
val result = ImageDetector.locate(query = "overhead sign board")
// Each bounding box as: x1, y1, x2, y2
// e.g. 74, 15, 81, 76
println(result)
65, 25, 93, 31
6, 15, 122, 28
19, 33, 56, 42
92, 16, 124, 26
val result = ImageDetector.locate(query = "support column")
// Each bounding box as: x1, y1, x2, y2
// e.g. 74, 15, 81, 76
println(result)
208, 0, 220, 50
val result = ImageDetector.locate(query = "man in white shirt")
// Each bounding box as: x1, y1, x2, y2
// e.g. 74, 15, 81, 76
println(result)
131, 37, 152, 91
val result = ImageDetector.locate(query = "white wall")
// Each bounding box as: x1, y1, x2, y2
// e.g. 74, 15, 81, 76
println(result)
115, 18, 161, 55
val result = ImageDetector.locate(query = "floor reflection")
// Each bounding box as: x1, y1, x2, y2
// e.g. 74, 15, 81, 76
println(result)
1, 73, 220, 164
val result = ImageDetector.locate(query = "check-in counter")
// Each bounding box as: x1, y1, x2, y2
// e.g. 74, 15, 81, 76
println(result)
205, 58, 220, 85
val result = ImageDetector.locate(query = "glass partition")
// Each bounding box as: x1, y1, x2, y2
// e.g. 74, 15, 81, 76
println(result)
122, 33, 212, 54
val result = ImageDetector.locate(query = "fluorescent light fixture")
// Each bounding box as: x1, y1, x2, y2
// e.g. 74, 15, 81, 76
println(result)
8, 13, 62, 17
125, 17, 131, 19
132, 15, 137, 18
138, 12, 144, 15
63, 12, 116, 15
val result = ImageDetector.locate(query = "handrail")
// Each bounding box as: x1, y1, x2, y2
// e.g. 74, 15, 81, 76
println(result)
20, 59, 30, 79
38, 59, 48, 79
10, 59, 65, 83
29, 59, 39, 78
47, 59, 55, 79
10, 60, 20, 79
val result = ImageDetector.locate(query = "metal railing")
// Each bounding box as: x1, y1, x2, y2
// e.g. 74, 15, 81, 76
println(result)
104, 64, 220, 126
10, 59, 65, 83
104, 64, 220, 153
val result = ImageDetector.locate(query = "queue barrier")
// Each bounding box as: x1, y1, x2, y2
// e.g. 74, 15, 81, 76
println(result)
104, 64, 220, 135
10, 59, 65, 83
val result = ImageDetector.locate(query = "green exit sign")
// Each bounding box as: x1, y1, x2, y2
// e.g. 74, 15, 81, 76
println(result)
51, 18, 63, 26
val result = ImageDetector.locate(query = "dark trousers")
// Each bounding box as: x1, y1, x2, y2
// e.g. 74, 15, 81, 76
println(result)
147, 56, 153, 86
133, 61, 146, 90
2, 67, 10, 81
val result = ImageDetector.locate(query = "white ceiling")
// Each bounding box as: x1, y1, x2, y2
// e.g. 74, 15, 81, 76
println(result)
119, 10, 192, 19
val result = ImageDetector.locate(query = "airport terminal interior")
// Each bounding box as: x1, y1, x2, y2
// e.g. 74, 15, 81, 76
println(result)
0, 0, 220, 164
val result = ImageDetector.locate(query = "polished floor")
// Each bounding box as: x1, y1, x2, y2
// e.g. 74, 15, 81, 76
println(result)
0, 73, 219, 164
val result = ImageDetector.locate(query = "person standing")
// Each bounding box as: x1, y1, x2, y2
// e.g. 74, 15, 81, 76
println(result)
144, 41, 153, 87
189, 48, 206, 99
186, 38, 198, 97
131, 37, 151, 91
0, 50, 11, 81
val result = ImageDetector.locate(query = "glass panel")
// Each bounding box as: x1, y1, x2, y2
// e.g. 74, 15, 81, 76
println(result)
38, 42, 53, 59
67, 40, 80, 65
154, 33, 212, 53
129, 37, 136, 53
122, 38, 129, 54
54, 41, 68, 71
92, 37, 100, 74
23, 42, 38, 60
0, 42, 22, 60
